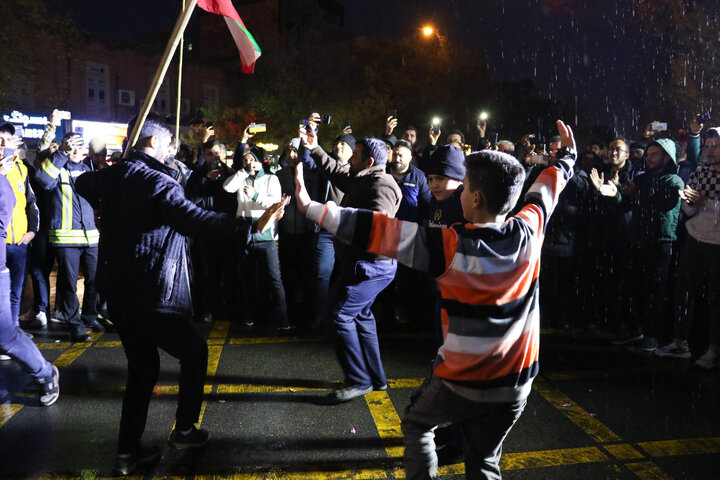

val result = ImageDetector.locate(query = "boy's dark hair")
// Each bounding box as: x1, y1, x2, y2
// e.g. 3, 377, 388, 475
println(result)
0, 122, 15, 136
548, 135, 562, 144
465, 150, 526, 216
394, 139, 413, 151
447, 128, 465, 144
358, 137, 387, 165
404, 125, 417, 133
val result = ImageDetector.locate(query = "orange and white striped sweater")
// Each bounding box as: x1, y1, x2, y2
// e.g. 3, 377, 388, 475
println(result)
306, 153, 575, 402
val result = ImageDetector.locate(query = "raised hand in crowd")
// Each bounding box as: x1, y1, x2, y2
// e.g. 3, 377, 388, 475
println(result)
679, 185, 705, 206
50, 109, 63, 127
256, 196, 290, 232
689, 115, 704, 135
590, 168, 619, 197
428, 125, 441, 146
477, 119, 487, 138
293, 163, 311, 215
299, 116, 319, 150
555, 119, 575, 150
203, 124, 215, 143
385, 116, 397, 136
241, 124, 256, 144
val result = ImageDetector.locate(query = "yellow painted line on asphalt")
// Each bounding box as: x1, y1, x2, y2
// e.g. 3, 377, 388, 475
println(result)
152, 385, 213, 395
387, 378, 423, 389
365, 391, 404, 459
637, 437, 720, 457
94, 341, 122, 348
36, 342, 71, 350
0, 404, 23, 428
208, 320, 231, 345
196, 400, 208, 428
623, 461, 674, 480
197, 469, 401, 479
499, 446, 609, 470
532, 382, 622, 443
603, 443, 646, 460
216, 383, 334, 394
207, 346, 223, 377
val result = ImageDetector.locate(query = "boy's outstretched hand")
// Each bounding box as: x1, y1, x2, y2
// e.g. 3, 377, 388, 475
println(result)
295, 163, 312, 214
257, 196, 290, 232
555, 120, 576, 151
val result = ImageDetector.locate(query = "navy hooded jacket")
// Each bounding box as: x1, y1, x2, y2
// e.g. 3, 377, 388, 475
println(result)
75, 151, 254, 316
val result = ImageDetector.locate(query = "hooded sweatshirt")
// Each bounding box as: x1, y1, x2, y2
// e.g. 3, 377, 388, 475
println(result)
617, 138, 684, 244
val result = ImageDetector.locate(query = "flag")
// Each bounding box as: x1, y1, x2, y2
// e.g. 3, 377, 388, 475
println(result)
197, 0, 262, 73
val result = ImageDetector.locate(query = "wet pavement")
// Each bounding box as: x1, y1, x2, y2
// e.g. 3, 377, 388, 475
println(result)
1, 316, 719, 479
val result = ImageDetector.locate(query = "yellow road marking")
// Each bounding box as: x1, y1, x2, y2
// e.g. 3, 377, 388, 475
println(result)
36, 342, 71, 350
207, 346, 223, 377
197, 469, 400, 479
387, 378, 423, 389
365, 391, 404, 459
208, 320, 231, 345
603, 443, 646, 460
53, 348, 88, 368
216, 383, 335, 394
637, 437, 720, 457
94, 341, 122, 348
0, 404, 23, 428
196, 400, 208, 428
532, 382, 622, 443
623, 461, 674, 479
500, 446, 609, 469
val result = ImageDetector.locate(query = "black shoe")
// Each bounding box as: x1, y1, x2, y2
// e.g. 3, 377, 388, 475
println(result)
37, 365, 60, 406
70, 329, 91, 343
331, 385, 373, 402
86, 319, 105, 333
168, 426, 209, 450
49, 310, 68, 325
113, 446, 161, 476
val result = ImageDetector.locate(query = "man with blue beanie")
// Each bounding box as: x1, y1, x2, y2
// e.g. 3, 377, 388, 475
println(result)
300, 119, 401, 402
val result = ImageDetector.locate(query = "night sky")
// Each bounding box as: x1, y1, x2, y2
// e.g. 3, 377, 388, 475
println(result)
57, 0, 664, 136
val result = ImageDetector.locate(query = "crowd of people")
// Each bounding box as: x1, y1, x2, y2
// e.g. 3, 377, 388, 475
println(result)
0, 106, 718, 479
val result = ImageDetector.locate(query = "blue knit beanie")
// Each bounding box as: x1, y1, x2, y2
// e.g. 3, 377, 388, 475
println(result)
427, 145, 466, 181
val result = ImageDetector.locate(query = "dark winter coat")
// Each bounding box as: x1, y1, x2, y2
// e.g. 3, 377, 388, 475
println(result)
75, 151, 254, 316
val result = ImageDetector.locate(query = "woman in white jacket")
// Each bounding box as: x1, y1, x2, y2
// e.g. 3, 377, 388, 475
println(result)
224, 146, 291, 331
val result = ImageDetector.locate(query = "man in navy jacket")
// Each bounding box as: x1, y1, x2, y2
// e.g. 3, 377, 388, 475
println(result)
75, 113, 286, 476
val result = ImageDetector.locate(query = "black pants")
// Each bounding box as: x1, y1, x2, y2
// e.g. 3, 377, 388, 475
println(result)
110, 304, 208, 454
627, 243, 674, 338
55, 245, 98, 332
239, 241, 289, 327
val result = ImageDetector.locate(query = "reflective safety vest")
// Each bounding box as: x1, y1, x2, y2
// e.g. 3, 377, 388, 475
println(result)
5, 159, 38, 244
37, 153, 99, 247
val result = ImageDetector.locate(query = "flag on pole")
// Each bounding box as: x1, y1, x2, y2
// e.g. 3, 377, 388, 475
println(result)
197, 0, 262, 73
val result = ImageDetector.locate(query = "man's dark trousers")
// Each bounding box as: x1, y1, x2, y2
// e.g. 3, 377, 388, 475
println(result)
6, 244, 27, 326
110, 304, 208, 454
326, 258, 397, 388
55, 245, 98, 332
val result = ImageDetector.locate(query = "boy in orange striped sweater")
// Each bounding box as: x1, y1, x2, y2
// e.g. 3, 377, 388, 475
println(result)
296, 120, 577, 479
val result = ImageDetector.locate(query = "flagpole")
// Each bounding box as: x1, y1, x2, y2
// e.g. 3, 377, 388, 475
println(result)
175, 0, 186, 147
124, 0, 198, 158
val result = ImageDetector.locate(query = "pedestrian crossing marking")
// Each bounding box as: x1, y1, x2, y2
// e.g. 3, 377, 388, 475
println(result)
364, 391, 404, 459
207, 346, 223, 377
500, 446, 609, 469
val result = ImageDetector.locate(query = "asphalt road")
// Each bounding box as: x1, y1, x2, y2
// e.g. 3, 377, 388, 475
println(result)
1, 317, 719, 479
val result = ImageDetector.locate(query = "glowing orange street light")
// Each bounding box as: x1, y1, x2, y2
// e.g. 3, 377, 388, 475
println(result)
422, 26, 434, 37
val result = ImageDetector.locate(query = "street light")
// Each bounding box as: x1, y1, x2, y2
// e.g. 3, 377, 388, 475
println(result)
422, 26, 434, 37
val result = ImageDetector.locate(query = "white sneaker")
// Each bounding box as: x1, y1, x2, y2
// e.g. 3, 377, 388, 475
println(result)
655, 340, 691, 359
29, 311, 48, 328
695, 348, 720, 369
0, 354, 11, 361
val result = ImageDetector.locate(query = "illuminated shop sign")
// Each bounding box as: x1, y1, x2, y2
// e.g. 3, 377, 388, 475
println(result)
1, 110, 71, 140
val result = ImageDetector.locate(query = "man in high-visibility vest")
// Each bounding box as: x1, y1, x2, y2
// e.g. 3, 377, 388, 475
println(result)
0, 123, 39, 340
35, 132, 102, 342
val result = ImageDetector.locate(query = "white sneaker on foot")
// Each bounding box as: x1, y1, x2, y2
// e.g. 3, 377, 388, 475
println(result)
29, 311, 48, 328
655, 340, 691, 359
0, 354, 11, 361
695, 348, 719, 369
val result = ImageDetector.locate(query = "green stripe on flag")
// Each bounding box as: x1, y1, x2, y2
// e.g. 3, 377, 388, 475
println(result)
235, 20, 261, 53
